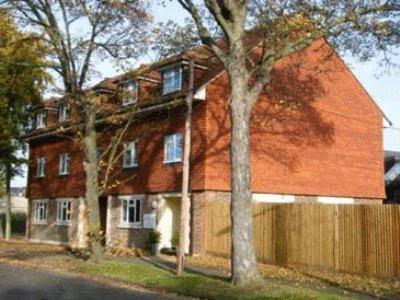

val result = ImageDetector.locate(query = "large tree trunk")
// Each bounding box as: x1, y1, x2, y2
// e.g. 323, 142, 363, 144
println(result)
229, 77, 260, 286
82, 107, 102, 259
5, 165, 12, 241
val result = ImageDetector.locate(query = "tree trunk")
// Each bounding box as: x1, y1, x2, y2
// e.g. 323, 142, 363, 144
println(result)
82, 107, 102, 259
229, 80, 260, 286
177, 60, 195, 275
5, 165, 12, 241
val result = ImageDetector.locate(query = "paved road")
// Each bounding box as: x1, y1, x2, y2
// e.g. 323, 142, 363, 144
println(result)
0, 263, 175, 300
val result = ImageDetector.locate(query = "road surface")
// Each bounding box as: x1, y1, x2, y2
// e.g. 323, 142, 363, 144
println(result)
0, 263, 176, 300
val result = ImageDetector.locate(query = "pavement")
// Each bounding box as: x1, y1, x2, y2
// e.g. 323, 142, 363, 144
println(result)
0, 262, 177, 300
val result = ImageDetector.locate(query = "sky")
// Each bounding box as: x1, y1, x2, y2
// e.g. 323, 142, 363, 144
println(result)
11, 2, 400, 187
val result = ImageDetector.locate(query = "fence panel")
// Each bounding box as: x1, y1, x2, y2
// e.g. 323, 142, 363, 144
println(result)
204, 201, 400, 278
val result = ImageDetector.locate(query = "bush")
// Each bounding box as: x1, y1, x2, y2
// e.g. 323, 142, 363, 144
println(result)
148, 230, 161, 244
0, 213, 26, 236
171, 232, 179, 247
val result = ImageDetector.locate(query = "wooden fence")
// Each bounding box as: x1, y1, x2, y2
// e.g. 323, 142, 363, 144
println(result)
205, 202, 400, 278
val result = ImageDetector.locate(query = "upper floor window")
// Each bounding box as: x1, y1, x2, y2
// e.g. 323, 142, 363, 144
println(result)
59, 153, 70, 175
56, 198, 72, 225
120, 196, 142, 227
33, 199, 48, 225
163, 67, 182, 95
58, 103, 70, 122
122, 81, 138, 105
36, 157, 46, 178
123, 141, 138, 168
36, 111, 46, 129
164, 133, 183, 163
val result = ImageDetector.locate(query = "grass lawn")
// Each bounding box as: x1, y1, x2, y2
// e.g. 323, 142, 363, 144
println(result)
72, 259, 348, 300
0, 240, 375, 299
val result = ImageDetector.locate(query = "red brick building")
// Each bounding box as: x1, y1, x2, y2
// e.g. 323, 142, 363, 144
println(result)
25, 39, 386, 254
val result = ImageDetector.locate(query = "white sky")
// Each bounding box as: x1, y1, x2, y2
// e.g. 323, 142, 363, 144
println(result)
11, 2, 400, 187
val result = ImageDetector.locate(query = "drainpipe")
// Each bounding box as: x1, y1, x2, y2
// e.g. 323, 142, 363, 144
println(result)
177, 60, 195, 276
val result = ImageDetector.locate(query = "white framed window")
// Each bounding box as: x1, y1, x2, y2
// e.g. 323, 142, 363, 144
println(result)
33, 199, 48, 225
120, 195, 143, 228
122, 81, 138, 105
59, 153, 70, 175
123, 141, 138, 168
36, 111, 46, 129
164, 133, 183, 163
36, 157, 46, 178
162, 67, 182, 95
56, 199, 72, 225
58, 103, 70, 122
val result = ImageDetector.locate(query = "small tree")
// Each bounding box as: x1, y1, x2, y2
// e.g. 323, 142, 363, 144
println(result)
3, 0, 151, 257
0, 9, 47, 240
173, 0, 400, 286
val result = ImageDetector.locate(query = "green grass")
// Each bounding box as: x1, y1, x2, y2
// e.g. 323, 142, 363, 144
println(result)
73, 259, 350, 300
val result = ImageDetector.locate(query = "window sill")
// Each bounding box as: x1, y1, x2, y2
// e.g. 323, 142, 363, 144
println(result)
36, 176, 46, 179
164, 160, 182, 165
33, 221, 48, 226
122, 165, 138, 171
118, 224, 142, 229
58, 173, 69, 177
55, 222, 71, 227
122, 101, 137, 106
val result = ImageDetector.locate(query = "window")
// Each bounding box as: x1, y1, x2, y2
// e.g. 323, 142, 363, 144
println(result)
36, 157, 46, 178
56, 199, 72, 225
59, 153, 70, 175
164, 133, 183, 163
36, 111, 46, 129
120, 196, 142, 227
58, 103, 70, 122
33, 199, 48, 225
123, 141, 138, 168
122, 81, 138, 105
162, 67, 182, 95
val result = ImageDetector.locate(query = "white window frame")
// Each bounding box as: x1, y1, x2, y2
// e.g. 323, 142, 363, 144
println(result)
119, 195, 143, 228
36, 157, 46, 178
162, 67, 182, 95
122, 81, 138, 105
123, 141, 138, 168
56, 198, 72, 226
59, 153, 70, 175
33, 199, 48, 225
164, 133, 183, 164
58, 103, 70, 122
36, 111, 46, 129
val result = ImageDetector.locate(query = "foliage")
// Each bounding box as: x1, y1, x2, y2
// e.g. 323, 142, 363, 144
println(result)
0, 9, 47, 176
0, 213, 26, 235
148, 230, 161, 244
171, 231, 180, 247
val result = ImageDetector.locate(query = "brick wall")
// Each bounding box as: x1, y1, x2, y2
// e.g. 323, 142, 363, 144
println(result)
202, 39, 385, 200
106, 195, 158, 249
29, 197, 80, 246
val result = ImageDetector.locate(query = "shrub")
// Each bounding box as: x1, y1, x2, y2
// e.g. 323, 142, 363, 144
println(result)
171, 231, 179, 247
148, 230, 161, 244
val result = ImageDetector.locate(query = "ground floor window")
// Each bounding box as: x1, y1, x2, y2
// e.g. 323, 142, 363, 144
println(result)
120, 196, 142, 228
56, 199, 72, 225
33, 199, 48, 225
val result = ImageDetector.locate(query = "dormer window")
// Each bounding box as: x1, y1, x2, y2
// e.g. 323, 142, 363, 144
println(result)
163, 67, 182, 95
58, 103, 70, 122
122, 81, 138, 105
36, 111, 46, 129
